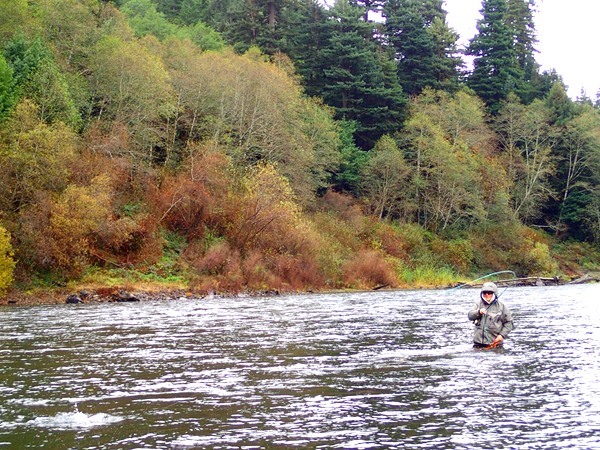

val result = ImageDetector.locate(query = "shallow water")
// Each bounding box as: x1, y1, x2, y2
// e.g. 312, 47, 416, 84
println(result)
0, 284, 599, 449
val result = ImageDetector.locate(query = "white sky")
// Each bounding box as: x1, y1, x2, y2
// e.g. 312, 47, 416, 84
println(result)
444, 0, 600, 99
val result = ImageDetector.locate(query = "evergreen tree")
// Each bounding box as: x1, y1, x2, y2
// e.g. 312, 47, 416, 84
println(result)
278, 0, 328, 90
505, 0, 547, 102
505, 0, 536, 75
466, 0, 523, 114
0, 53, 17, 120
316, 0, 406, 149
349, 0, 385, 21
216, 0, 291, 54
383, 0, 460, 96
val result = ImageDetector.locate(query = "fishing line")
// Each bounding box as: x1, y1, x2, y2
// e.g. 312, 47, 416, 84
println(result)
450, 270, 517, 298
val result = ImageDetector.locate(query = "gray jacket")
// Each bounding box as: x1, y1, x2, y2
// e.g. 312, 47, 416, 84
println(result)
468, 298, 514, 345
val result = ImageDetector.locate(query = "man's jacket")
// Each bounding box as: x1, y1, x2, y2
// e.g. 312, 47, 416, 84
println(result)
468, 299, 514, 345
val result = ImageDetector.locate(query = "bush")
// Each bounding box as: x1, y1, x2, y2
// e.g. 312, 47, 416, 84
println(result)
471, 224, 559, 276
342, 249, 398, 289
430, 238, 474, 275
0, 226, 15, 294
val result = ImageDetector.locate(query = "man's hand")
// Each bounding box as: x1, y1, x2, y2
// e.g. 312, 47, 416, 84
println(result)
485, 335, 504, 349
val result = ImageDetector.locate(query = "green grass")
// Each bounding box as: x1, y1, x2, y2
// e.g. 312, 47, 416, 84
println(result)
398, 264, 458, 288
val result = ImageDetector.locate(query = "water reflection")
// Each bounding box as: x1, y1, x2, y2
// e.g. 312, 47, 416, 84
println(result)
0, 284, 599, 448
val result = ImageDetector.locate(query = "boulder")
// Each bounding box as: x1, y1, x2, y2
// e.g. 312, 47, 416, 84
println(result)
66, 294, 83, 304
112, 291, 140, 302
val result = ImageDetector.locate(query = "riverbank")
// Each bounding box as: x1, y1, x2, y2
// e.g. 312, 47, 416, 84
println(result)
3, 271, 599, 307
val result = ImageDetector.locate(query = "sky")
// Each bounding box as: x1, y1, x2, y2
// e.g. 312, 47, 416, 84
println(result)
444, 0, 600, 99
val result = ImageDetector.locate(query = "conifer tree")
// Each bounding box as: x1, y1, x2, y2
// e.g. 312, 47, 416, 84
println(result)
316, 0, 406, 149
0, 54, 17, 120
383, 0, 460, 96
466, 0, 523, 114
349, 0, 385, 21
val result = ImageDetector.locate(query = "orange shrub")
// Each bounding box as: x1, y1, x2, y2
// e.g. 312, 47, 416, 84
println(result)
270, 253, 325, 291
342, 249, 398, 289
241, 250, 278, 291
150, 143, 234, 239
188, 240, 232, 275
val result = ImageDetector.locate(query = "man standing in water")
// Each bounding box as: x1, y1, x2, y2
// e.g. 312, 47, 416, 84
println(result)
468, 282, 514, 348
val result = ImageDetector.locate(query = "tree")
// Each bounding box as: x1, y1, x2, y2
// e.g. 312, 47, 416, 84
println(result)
121, 0, 180, 40
466, 0, 523, 114
34, 0, 102, 68
553, 106, 600, 239
314, 0, 406, 149
332, 119, 368, 193
545, 81, 575, 126
87, 34, 176, 161
495, 95, 555, 223
0, 0, 33, 43
278, 0, 329, 93
0, 101, 79, 214
505, 0, 537, 76
361, 134, 410, 219
383, 0, 460, 96
401, 89, 489, 231
504, 0, 548, 102
164, 48, 339, 202
226, 163, 309, 254
2, 34, 81, 128
0, 53, 17, 120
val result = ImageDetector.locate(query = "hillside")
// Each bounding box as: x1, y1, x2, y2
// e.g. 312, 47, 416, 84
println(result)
0, 0, 599, 300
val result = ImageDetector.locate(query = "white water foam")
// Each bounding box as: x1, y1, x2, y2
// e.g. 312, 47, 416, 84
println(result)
29, 411, 123, 430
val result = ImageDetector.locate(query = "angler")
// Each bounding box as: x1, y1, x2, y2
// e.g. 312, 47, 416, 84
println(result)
468, 282, 514, 349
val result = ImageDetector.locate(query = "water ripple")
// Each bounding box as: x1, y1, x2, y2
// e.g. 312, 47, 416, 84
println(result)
0, 285, 599, 448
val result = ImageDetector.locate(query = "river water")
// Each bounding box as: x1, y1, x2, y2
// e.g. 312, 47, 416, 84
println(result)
1, 284, 599, 449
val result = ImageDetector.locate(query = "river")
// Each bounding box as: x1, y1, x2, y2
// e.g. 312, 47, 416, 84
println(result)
1, 284, 599, 449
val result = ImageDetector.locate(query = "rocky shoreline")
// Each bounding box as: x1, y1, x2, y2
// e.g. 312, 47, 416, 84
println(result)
3, 272, 598, 307
2, 286, 285, 307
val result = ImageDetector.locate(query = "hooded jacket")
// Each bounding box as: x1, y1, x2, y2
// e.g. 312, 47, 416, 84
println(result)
468, 296, 514, 346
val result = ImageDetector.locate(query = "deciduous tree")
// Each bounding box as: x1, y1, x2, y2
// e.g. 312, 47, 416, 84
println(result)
361, 134, 410, 220
87, 34, 176, 160
495, 95, 555, 223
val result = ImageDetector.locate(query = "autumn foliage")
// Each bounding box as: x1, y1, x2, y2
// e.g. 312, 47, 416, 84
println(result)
0, 0, 598, 297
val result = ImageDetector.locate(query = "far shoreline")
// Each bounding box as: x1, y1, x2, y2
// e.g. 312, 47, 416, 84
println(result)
3, 273, 597, 307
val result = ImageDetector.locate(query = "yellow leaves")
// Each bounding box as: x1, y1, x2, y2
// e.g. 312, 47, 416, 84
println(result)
46, 175, 114, 273
0, 225, 15, 294
0, 100, 79, 207
0, 0, 32, 42
228, 163, 311, 254
88, 34, 176, 155
50, 175, 112, 238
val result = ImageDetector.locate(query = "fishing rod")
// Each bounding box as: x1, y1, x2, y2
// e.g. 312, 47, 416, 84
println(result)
450, 270, 517, 298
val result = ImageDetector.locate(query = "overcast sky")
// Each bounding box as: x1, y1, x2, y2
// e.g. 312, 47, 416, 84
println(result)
444, 0, 600, 98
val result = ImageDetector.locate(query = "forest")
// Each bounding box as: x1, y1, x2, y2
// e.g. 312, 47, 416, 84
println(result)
0, 0, 599, 298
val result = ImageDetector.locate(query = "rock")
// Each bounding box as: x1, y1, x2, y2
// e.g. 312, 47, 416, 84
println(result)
66, 294, 83, 304
112, 291, 140, 302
